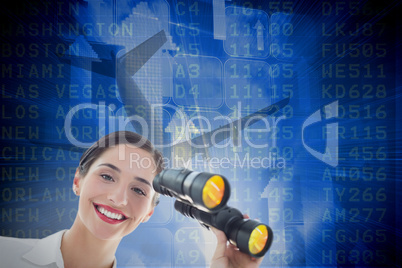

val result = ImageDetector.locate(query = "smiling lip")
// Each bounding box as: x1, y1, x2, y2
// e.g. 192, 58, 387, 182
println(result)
93, 203, 128, 224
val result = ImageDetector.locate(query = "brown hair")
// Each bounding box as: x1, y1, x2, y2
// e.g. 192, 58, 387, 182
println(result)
78, 131, 164, 206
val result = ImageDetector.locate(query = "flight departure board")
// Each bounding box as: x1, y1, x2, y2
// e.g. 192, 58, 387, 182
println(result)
0, 0, 400, 267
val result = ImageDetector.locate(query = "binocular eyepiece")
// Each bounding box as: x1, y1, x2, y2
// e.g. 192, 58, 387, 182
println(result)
153, 168, 273, 258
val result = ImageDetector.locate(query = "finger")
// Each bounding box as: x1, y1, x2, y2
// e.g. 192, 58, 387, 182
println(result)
243, 214, 250, 219
211, 227, 228, 260
255, 255, 265, 265
228, 243, 237, 249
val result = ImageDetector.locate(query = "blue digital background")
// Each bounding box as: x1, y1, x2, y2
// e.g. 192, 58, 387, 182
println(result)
0, 0, 401, 267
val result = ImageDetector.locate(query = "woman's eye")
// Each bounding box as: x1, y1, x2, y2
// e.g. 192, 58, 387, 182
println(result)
101, 174, 114, 181
132, 187, 146, 196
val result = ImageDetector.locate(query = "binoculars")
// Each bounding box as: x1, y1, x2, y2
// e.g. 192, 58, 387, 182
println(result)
153, 168, 273, 258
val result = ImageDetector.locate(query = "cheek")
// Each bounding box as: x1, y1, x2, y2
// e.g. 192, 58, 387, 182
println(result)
80, 177, 107, 200
128, 196, 152, 214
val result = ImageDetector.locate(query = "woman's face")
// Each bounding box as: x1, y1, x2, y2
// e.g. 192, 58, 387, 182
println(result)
73, 144, 157, 241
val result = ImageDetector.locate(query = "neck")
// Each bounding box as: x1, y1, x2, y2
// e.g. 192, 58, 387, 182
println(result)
61, 217, 120, 268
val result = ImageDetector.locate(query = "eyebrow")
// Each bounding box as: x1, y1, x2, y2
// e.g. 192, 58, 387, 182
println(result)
98, 163, 121, 173
134, 177, 152, 188
97, 163, 152, 188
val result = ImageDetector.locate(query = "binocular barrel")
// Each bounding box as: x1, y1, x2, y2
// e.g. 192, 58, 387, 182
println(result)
153, 168, 230, 212
153, 168, 273, 257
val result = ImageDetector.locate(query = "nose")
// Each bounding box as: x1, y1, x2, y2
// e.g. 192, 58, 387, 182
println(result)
108, 184, 128, 206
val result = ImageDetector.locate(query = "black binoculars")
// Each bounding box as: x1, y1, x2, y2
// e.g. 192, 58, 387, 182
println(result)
153, 168, 273, 258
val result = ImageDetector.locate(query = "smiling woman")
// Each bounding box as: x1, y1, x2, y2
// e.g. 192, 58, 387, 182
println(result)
0, 131, 163, 268
0, 131, 263, 268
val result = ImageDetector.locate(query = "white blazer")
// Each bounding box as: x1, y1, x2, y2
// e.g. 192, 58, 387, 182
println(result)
0, 230, 117, 267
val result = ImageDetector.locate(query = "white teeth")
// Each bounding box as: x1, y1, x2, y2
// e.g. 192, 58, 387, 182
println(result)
96, 206, 124, 220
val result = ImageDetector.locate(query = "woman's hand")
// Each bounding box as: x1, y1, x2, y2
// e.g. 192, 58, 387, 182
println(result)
210, 216, 264, 268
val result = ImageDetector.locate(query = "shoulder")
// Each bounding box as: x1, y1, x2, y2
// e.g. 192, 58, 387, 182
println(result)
0, 235, 39, 247
0, 230, 67, 267
0, 236, 40, 266
0, 236, 39, 249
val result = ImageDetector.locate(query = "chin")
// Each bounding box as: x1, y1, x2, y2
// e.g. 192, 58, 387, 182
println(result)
90, 219, 139, 241
89, 224, 125, 241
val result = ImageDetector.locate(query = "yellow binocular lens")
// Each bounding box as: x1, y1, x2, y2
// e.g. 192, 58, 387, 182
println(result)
248, 225, 268, 255
202, 175, 225, 209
